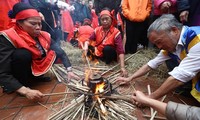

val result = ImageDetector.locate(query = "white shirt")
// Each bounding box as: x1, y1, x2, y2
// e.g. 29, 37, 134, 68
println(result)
148, 26, 200, 82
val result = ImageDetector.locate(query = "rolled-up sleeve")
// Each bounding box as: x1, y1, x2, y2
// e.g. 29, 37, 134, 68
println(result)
169, 43, 200, 82
147, 51, 170, 69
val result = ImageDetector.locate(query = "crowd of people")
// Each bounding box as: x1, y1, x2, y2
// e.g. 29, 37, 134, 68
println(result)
0, 0, 200, 119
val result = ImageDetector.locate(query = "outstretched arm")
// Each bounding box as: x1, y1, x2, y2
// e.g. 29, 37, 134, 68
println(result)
149, 76, 184, 99
133, 90, 200, 120
132, 91, 167, 115
116, 63, 152, 84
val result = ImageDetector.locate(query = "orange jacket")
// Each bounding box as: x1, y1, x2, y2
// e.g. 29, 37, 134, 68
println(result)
93, 26, 120, 57
1, 27, 56, 76
122, 0, 152, 22
78, 25, 94, 48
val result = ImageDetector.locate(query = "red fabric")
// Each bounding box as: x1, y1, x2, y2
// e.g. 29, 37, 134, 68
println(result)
91, 9, 99, 28
0, 0, 20, 31
15, 9, 40, 20
78, 25, 94, 48
94, 26, 120, 57
2, 25, 56, 76
100, 10, 112, 18
61, 10, 74, 41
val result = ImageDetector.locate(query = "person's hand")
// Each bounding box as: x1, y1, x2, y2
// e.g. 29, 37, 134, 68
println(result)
17, 86, 44, 101
115, 76, 131, 85
67, 71, 81, 81
179, 10, 189, 23
25, 89, 44, 100
120, 67, 128, 77
160, 1, 171, 13
132, 90, 149, 106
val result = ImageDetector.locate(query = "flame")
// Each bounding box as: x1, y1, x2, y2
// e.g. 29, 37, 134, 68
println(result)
82, 46, 99, 65
95, 82, 107, 115
95, 82, 105, 94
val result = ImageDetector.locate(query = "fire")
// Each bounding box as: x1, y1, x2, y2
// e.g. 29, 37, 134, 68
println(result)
82, 45, 99, 65
95, 82, 107, 115
95, 82, 105, 94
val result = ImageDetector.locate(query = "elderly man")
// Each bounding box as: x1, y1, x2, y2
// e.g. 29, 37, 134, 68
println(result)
117, 14, 200, 102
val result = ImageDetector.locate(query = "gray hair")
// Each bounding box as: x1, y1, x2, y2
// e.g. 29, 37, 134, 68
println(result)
147, 14, 183, 37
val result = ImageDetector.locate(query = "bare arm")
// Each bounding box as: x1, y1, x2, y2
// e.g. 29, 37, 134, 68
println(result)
150, 76, 184, 99
132, 91, 167, 115
116, 63, 152, 84
118, 54, 128, 77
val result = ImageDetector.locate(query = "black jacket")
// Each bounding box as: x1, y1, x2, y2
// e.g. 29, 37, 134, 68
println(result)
0, 34, 71, 93
94, 0, 121, 15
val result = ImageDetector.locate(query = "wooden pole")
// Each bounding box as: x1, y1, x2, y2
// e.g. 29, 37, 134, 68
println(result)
143, 114, 167, 120
102, 95, 133, 103
44, 92, 79, 96
147, 85, 154, 116
101, 51, 139, 76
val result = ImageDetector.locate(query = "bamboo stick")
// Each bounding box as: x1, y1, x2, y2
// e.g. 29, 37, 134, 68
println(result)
178, 97, 187, 105
97, 97, 107, 115
71, 103, 84, 120
54, 65, 67, 74
38, 102, 57, 112
101, 51, 139, 75
61, 88, 70, 109
105, 100, 137, 120
102, 95, 133, 103
143, 114, 167, 120
49, 95, 85, 120
147, 84, 154, 116
44, 92, 79, 96
81, 44, 92, 72
106, 69, 121, 78
81, 103, 85, 120
51, 67, 63, 82
86, 101, 97, 120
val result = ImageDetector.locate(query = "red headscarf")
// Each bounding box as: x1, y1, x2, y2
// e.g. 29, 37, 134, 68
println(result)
15, 9, 40, 20
99, 10, 117, 27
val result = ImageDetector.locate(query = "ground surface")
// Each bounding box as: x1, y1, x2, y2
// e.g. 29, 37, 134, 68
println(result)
1, 47, 199, 120
0, 75, 199, 120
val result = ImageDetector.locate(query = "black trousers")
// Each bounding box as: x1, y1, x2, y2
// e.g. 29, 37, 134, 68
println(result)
11, 49, 33, 86
102, 46, 117, 64
87, 45, 117, 64
125, 19, 149, 54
